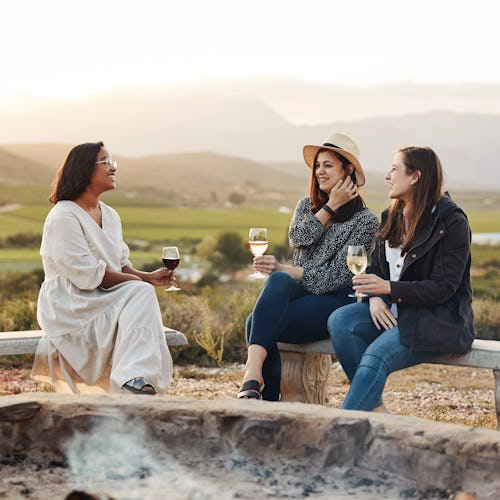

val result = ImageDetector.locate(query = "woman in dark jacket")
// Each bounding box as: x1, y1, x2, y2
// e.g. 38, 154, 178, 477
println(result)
327, 146, 475, 411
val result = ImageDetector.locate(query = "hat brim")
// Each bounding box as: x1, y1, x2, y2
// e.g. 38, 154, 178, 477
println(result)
303, 144, 366, 187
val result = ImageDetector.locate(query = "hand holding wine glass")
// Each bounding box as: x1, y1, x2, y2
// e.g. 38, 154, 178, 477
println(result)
248, 228, 269, 280
347, 245, 368, 301
162, 246, 181, 291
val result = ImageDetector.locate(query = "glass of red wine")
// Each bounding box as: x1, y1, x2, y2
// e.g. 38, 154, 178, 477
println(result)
162, 246, 181, 291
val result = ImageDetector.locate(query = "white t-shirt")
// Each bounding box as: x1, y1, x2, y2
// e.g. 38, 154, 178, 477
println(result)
385, 241, 405, 318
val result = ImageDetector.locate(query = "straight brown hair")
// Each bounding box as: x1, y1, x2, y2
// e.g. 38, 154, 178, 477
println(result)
379, 146, 443, 253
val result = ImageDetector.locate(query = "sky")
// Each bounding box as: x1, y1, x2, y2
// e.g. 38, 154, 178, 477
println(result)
1, 0, 500, 99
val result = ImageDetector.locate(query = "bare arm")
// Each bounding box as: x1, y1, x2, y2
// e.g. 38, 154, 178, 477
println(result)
100, 265, 175, 289
99, 267, 142, 288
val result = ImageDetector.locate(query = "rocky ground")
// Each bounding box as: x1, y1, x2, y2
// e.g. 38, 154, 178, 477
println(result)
0, 362, 496, 430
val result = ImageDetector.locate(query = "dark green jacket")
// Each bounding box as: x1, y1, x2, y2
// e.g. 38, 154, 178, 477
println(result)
368, 194, 475, 353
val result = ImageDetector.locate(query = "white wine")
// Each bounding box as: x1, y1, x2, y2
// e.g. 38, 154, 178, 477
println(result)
347, 255, 367, 275
248, 227, 269, 280
346, 245, 368, 300
249, 241, 269, 257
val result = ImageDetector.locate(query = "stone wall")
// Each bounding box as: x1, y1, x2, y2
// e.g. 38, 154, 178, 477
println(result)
0, 394, 499, 499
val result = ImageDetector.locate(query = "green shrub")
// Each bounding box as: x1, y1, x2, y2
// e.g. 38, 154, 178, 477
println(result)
0, 270, 43, 301
158, 290, 216, 365
474, 298, 500, 340
471, 270, 500, 300
209, 232, 249, 273
157, 282, 260, 366
0, 298, 39, 331
5, 233, 42, 248
202, 282, 260, 363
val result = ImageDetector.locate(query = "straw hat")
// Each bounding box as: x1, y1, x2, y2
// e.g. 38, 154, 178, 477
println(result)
303, 132, 365, 187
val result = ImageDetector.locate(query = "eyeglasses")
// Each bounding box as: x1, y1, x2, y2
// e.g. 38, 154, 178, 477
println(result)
95, 159, 118, 170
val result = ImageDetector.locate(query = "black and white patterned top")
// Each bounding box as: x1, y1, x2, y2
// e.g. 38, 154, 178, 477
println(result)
289, 197, 379, 295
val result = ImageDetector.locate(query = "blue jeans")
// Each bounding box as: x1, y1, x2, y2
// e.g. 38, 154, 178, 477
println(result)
327, 302, 440, 410
246, 271, 353, 401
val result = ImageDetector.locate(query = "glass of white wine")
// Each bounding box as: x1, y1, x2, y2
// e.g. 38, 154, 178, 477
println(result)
162, 246, 181, 291
248, 227, 269, 280
347, 245, 368, 301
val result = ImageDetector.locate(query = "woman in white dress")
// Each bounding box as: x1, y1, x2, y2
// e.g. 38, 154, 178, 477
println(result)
32, 141, 174, 395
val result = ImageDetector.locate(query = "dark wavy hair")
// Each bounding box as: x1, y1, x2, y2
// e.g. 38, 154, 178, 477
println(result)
48, 142, 104, 203
379, 146, 444, 253
309, 148, 365, 222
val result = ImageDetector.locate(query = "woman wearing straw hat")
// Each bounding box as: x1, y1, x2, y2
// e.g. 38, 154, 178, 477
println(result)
238, 132, 379, 400
327, 146, 475, 412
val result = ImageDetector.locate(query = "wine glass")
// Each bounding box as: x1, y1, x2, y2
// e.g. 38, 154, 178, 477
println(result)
347, 245, 368, 301
162, 246, 181, 291
248, 228, 269, 279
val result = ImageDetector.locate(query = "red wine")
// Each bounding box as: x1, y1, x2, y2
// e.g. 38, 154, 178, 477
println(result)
163, 258, 180, 270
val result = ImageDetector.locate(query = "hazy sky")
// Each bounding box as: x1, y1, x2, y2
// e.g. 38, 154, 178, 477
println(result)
1, 0, 500, 98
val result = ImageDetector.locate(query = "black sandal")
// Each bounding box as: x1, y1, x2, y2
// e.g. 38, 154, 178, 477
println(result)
237, 380, 263, 400
122, 377, 156, 395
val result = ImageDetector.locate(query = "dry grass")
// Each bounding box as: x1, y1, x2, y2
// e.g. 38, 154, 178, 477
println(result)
1, 363, 497, 430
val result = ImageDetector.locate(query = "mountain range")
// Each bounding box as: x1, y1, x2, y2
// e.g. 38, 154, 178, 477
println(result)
1, 79, 500, 190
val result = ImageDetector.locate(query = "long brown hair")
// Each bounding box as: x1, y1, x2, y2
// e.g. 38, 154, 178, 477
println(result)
309, 148, 365, 222
379, 146, 443, 253
48, 142, 104, 203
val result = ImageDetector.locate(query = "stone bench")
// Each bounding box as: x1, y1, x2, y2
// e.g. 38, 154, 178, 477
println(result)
278, 338, 500, 430
0, 328, 188, 356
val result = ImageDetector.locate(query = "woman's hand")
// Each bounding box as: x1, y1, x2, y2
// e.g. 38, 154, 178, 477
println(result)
253, 255, 282, 275
327, 176, 359, 209
353, 273, 391, 295
369, 297, 398, 331
145, 267, 177, 287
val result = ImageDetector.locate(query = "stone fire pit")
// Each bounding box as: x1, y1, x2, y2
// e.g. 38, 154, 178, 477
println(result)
1, 394, 499, 499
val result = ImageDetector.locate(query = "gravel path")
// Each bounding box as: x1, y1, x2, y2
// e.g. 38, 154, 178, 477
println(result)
0, 362, 496, 430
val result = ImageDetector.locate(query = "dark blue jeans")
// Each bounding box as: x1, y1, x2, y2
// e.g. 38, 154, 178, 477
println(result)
327, 302, 440, 410
246, 271, 353, 401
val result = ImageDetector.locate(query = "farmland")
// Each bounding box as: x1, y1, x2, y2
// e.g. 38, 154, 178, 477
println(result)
1, 200, 499, 271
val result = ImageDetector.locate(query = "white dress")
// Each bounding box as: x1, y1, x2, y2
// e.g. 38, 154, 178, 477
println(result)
32, 200, 173, 394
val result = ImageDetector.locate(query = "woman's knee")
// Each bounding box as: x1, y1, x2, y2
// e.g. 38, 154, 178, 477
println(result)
327, 303, 359, 339
134, 280, 156, 295
266, 271, 294, 291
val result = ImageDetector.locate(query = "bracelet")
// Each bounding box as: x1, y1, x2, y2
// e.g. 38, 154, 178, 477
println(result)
323, 204, 336, 218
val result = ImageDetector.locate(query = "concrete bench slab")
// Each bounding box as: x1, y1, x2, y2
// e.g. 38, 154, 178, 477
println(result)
0, 328, 187, 356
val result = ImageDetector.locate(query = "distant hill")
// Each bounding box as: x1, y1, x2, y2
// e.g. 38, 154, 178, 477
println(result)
1, 145, 306, 188
0, 146, 315, 207
2, 143, 71, 171
0, 146, 53, 185
117, 152, 311, 204
2, 96, 500, 190
1, 142, 496, 212
2, 77, 500, 191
